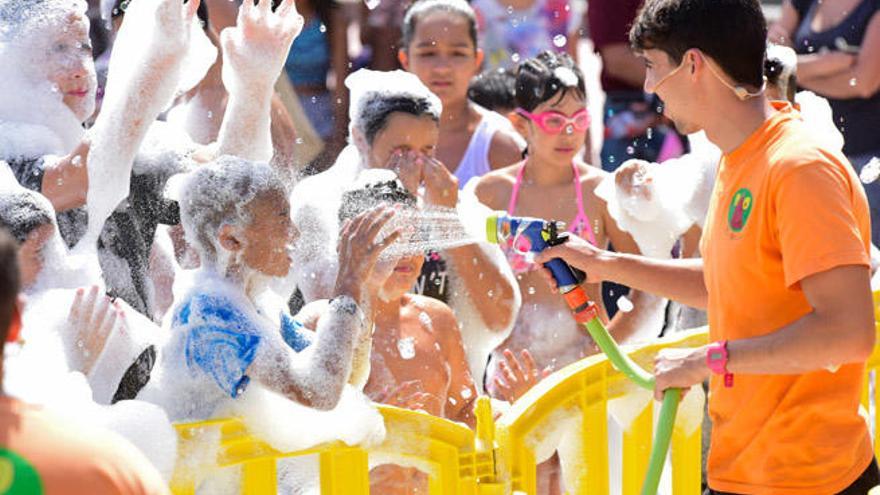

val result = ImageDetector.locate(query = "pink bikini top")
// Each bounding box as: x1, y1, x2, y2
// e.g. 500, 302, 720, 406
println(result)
502, 162, 598, 274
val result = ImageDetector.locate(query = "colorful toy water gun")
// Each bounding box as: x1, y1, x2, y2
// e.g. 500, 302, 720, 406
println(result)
486, 213, 681, 495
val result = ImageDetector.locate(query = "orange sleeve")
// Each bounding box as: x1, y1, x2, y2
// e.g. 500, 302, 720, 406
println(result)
774, 159, 870, 288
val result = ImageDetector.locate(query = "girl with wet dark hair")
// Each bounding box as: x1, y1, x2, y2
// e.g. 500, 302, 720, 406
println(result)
475, 53, 661, 493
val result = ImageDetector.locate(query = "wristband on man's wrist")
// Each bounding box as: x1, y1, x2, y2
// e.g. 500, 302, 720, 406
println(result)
706, 340, 734, 388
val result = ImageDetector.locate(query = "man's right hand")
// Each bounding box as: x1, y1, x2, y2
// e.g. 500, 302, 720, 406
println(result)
534, 234, 612, 289
335, 206, 401, 304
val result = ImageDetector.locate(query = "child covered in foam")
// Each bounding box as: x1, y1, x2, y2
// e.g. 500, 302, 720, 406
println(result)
290, 69, 520, 389
334, 176, 479, 493
139, 156, 398, 454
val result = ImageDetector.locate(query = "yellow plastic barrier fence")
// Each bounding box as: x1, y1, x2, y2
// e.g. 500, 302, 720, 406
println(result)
169, 293, 880, 494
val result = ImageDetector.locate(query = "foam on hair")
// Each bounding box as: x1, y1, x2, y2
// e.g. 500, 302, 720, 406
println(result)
0, 189, 56, 244
179, 156, 286, 268
514, 51, 586, 112
345, 69, 442, 145
0, 0, 88, 41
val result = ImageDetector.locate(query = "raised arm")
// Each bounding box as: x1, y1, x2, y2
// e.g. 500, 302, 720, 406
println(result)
216, 0, 304, 162
250, 207, 400, 409
44, 0, 200, 214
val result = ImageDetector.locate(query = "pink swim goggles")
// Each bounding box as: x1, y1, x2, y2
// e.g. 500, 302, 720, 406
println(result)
515, 108, 590, 134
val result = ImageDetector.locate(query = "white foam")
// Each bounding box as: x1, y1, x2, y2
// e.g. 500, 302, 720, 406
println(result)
79, 0, 196, 250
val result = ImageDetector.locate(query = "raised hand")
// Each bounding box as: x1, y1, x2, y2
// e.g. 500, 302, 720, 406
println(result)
147, 0, 201, 56
493, 349, 550, 403
221, 0, 305, 92
335, 206, 402, 304
421, 155, 459, 208
67, 286, 128, 375
385, 150, 423, 195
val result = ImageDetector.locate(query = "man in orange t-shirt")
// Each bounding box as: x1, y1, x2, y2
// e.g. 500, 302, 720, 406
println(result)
0, 229, 169, 495
536, 0, 879, 493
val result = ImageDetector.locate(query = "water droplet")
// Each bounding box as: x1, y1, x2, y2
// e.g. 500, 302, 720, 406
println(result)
609, 155, 616, 164
506, 6, 514, 14
511, 53, 521, 63
206, 110, 213, 119
448, 396, 457, 405
295, 137, 304, 145
310, 96, 317, 104
397, 337, 416, 360
626, 146, 635, 155
849, 78, 857, 87
71, 156, 82, 167
319, 23, 327, 33
552, 35, 567, 48
460, 388, 472, 399
527, 286, 536, 295
487, 289, 494, 297
646, 127, 654, 140
365, 0, 381, 10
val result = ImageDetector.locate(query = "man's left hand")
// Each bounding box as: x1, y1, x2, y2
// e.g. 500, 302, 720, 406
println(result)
653, 345, 711, 401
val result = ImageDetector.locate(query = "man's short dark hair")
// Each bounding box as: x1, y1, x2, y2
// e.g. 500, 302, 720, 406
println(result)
0, 229, 20, 344
629, 0, 767, 89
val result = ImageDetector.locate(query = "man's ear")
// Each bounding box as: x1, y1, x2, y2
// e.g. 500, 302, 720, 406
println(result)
474, 48, 485, 71
6, 296, 23, 343
398, 49, 410, 70
218, 224, 243, 252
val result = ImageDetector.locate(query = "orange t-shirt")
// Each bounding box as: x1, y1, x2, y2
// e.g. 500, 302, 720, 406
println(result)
0, 396, 169, 495
700, 102, 873, 494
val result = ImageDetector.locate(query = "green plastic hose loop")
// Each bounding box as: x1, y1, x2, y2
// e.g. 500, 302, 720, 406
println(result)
583, 318, 681, 495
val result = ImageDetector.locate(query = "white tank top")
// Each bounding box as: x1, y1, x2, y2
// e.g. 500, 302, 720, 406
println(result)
454, 106, 522, 189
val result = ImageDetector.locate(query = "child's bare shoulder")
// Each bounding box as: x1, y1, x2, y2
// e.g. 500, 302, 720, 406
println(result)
475, 164, 520, 206
404, 295, 459, 330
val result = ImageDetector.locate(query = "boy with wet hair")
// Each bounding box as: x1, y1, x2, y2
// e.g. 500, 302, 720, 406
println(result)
139, 156, 400, 421
337, 178, 477, 494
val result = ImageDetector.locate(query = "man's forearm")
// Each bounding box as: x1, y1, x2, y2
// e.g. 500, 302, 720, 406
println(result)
605, 253, 708, 309
727, 309, 875, 375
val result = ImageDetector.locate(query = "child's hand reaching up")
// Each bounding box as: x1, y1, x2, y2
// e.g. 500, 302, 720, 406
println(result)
67, 286, 128, 375
221, 0, 305, 93
335, 206, 402, 305
493, 349, 551, 404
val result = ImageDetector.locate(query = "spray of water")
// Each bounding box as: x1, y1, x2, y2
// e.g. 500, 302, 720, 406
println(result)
379, 205, 483, 259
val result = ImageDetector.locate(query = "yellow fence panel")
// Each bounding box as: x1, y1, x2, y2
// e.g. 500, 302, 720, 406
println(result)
169, 290, 880, 494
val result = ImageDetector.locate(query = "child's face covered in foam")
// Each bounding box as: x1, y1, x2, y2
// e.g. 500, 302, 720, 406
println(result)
21, 12, 97, 123
402, 11, 481, 103
367, 112, 439, 170
239, 190, 297, 278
